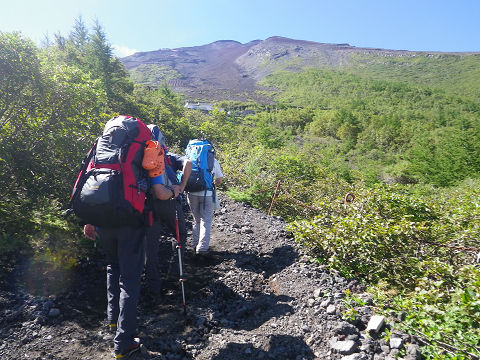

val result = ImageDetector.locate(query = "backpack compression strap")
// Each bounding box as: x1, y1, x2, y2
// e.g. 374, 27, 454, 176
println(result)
64, 139, 98, 217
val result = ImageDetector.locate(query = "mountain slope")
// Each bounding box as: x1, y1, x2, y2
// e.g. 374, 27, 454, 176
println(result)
123, 40, 261, 101
121, 36, 480, 102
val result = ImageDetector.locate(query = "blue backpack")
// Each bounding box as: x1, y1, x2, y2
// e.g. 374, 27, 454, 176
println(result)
184, 139, 215, 192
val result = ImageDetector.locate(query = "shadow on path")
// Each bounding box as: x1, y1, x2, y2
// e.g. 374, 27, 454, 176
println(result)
207, 280, 294, 331
212, 335, 315, 360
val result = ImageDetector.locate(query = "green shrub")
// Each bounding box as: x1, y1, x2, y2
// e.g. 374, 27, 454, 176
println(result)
389, 264, 480, 359
289, 182, 480, 359
289, 184, 439, 287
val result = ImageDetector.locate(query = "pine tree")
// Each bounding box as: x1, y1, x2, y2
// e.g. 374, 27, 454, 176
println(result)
87, 19, 114, 100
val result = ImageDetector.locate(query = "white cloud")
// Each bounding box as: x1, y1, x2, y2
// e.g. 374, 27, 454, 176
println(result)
112, 44, 139, 57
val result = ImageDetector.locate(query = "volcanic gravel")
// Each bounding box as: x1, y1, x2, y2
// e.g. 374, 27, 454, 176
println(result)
0, 193, 421, 360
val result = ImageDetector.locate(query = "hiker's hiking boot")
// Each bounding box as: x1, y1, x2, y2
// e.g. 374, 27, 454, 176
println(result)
114, 338, 149, 359
184, 248, 195, 259
193, 249, 213, 264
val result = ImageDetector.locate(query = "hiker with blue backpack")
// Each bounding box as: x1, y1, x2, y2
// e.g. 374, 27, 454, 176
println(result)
144, 124, 192, 298
72, 116, 180, 359
183, 139, 224, 255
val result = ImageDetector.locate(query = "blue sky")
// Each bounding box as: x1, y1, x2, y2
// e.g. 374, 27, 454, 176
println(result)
1, 0, 479, 57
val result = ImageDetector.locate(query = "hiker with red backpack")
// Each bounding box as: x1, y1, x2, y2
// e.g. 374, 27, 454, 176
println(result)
144, 124, 192, 298
183, 139, 224, 255
71, 115, 178, 359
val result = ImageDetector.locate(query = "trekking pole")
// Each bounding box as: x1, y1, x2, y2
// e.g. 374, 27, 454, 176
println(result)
174, 200, 187, 317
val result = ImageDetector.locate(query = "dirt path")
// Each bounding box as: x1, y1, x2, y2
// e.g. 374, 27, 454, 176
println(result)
0, 194, 420, 360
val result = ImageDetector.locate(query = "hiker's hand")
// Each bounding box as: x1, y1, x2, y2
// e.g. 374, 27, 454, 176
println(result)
177, 183, 186, 193
214, 177, 223, 186
171, 185, 181, 198
84, 224, 97, 240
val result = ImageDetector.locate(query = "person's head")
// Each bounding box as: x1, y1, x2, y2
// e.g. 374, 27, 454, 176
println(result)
147, 124, 166, 146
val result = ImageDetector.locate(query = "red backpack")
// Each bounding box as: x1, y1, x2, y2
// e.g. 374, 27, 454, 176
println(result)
69, 115, 151, 227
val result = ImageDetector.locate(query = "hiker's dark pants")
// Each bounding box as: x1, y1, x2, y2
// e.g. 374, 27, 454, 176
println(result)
145, 198, 186, 292
99, 226, 145, 353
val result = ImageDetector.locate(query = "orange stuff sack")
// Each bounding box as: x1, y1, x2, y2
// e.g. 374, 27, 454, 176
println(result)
142, 140, 165, 177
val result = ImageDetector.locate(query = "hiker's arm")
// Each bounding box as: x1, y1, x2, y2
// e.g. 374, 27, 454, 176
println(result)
213, 159, 224, 186
179, 159, 192, 192
152, 184, 179, 200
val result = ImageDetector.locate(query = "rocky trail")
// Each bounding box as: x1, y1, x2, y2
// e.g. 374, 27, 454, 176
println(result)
0, 194, 421, 360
